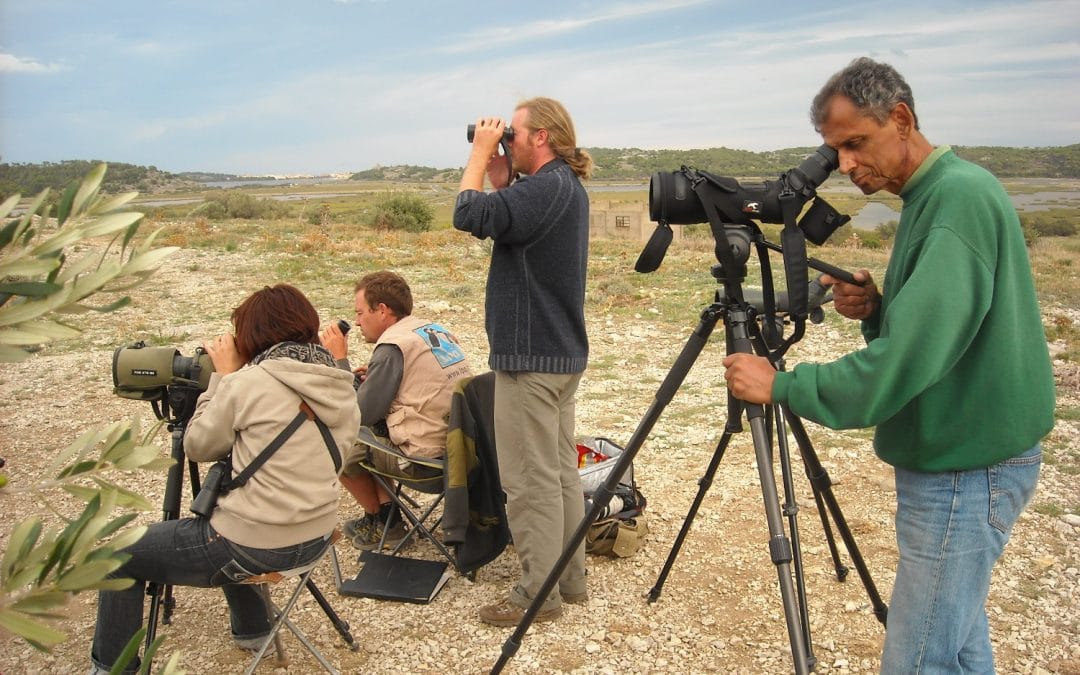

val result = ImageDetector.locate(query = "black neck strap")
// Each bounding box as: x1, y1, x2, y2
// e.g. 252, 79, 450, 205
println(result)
229, 400, 342, 490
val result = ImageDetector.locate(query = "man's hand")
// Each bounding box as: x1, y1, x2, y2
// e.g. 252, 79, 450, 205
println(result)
320, 321, 348, 360
204, 333, 244, 375
460, 117, 507, 193
821, 269, 880, 320
722, 353, 775, 404
486, 150, 511, 190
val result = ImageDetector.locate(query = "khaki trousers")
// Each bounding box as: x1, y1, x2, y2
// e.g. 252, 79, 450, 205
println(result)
494, 370, 587, 611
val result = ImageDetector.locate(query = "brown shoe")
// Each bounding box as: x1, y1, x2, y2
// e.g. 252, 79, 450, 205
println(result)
478, 599, 562, 627
561, 590, 588, 605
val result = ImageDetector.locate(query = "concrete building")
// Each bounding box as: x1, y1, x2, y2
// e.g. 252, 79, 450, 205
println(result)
589, 199, 684, 243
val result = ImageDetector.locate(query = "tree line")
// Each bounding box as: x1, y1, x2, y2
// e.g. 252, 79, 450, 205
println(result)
3, 144, 1078, 199
0, 160, 200, 200
584, 144, 1080, 180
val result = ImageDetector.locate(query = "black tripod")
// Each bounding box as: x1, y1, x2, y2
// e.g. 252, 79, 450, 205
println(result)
644, 267, 889, 673
144, 382, 203, 648
491, 256, 888, 675
141, 382, 357, 666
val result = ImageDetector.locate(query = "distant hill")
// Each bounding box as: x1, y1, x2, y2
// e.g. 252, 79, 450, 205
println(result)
585, 146, 821, 180
0, 160, 201, 200
349, 165, 463, 182
175, 171, 278, 183
3, 144, 1077, 201
352, 144, 1080, 183
584, 144, 1080, 180
951, 145, 1080, 178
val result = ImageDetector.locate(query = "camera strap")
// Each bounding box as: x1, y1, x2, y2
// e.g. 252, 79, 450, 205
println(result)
500, 139, 515, 185
779, 191, 810, 321
754, 238, 781, 347
774, 190, 810, 360
690, 180, 745, 305
229, 400, 343, 491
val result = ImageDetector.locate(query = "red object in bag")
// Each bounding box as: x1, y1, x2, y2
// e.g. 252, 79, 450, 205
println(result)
577, 444, 609, 468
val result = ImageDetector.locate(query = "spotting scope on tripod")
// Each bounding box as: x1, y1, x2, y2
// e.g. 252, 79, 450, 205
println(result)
491, 146, 887, 674
112, 341, 214, 648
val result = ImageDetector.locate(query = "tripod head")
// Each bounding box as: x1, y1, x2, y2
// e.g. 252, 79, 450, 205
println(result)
155, 384, 202, 428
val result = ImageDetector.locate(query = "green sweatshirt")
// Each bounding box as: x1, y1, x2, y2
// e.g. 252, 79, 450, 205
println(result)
772, 147, 1055, 472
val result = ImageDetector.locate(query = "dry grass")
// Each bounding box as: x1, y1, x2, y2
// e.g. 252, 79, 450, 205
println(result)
3, 183, 1077, 674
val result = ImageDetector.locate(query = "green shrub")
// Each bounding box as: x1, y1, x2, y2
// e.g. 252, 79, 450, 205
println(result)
1034, 218, 1077, 237
369, 192, 434, 232
306, 202, 332, 227
1021, 211, 1078, 239
199, 191, 286, 220
876, 220, 899, 242
855, 230, 886, 249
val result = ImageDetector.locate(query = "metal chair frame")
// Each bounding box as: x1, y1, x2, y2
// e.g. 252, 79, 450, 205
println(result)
240, 532, 357, 674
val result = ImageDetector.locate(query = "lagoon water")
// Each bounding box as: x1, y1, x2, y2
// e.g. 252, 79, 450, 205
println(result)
851, 202, 900, 230
202, 177, 348, 188
846, 188, 1080, 230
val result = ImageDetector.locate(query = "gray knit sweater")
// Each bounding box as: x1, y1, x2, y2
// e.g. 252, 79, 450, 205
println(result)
453, 158, 589, 373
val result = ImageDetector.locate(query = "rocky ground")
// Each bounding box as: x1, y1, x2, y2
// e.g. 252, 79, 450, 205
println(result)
1, 242, 1078, 674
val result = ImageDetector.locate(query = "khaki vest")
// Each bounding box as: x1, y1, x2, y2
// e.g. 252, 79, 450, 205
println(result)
377, 315, 473, 458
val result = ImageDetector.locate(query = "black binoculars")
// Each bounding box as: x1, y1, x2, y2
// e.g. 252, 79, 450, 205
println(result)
466, 124, 515, 143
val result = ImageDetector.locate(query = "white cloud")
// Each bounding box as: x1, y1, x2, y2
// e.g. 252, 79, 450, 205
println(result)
127, 41, 167, 57
0, 53, 65, 74
437, 0, 709, 54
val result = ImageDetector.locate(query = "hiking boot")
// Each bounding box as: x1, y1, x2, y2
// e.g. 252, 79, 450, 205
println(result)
478, 598, 562, 627
344, 514, 408, 551
235, 635, 278, 663
561, 590, 588, 605
342, 514, 375, 541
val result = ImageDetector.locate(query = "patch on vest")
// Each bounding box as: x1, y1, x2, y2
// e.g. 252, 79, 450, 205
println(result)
414, 323, 466, 368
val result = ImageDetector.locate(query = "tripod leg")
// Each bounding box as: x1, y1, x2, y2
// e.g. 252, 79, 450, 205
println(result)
747, 411, 811, 675
305, 579, 358, 650
773, 405, 816, 671
146, 423, 188, 652
784, 408, 888, 626
724, 306, 810, 674
648, 430, 735, 603
813, 490, 848, 581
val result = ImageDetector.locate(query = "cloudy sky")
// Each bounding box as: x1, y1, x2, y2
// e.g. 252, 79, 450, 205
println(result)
1, 0, 1077, 175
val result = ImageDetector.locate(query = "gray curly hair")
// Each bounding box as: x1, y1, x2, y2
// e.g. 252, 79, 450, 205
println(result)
811, 57, 919, 131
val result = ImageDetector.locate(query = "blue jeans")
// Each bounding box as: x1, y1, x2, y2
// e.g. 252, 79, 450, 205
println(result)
91, 516, 331, 673
881, 445, 1040, 674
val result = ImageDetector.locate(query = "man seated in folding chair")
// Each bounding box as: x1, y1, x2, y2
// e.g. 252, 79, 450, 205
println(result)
321, 271, 473, 550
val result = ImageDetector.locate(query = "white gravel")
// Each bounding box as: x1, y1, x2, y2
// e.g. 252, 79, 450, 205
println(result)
1, 244, 1077, 674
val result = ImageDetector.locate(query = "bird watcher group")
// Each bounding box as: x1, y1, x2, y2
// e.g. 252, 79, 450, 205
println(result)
88, 57, 1054, 675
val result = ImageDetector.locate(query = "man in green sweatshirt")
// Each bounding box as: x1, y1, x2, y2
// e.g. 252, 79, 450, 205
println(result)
723, 57, 1054, 673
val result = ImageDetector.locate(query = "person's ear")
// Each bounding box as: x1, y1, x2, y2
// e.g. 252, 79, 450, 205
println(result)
892, 103, 915, 139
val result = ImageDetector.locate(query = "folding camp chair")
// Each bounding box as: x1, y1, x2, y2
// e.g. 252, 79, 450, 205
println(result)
346, 372, 508, 578
351, 426, 460, 572
239, 531, 357, 674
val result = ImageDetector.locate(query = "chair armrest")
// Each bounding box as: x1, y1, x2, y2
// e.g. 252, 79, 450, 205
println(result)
357, 426, 445, 471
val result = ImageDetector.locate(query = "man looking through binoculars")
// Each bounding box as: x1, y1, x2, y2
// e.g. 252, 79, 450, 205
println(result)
454, 97, 593, 627
723, 57, 1054, 673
